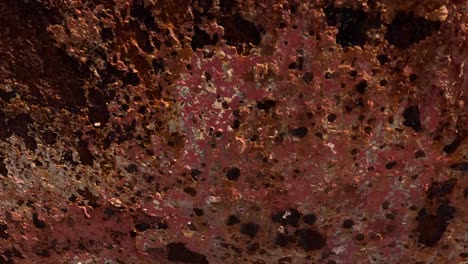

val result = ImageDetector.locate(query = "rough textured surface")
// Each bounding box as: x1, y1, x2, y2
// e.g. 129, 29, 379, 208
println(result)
0, 0, 467, 263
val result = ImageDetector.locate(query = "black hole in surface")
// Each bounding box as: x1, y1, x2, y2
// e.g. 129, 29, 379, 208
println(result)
402, 105, 422, 132
240, 222, 260, 238
302, 72, 314, 84
386, 11, 441, 50
166, 243, 208, 264
327, 113, 337, 122
323, 6, 381, 47
355, 80, 367, 94
291, 127, 308, 138
226, 167, 241, 181
342, 219, 354, 228
376, 54, 390, 65
227, 215, 241, 225
303, 214, 317, 225
257, 99, 276, 111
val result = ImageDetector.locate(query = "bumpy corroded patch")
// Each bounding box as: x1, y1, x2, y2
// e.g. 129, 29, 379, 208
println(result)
0, 0, 466, 263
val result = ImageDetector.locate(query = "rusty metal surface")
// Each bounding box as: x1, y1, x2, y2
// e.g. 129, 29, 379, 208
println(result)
0, 0, 467, 263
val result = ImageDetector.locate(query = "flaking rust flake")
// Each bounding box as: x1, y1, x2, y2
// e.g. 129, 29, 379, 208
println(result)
0, 0, 466, 263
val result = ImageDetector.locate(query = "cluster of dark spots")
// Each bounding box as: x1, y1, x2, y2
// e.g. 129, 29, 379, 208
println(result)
402, 105, 422, 132
272, 209, 302, 227
219, 14, 263, 54
386, 12, 441, 49
416, 178, 457, 247
296, 228, 326, 251
219, 242, 243, 255
226, 166, 241, 181
240, 222, 260, 238
133, 213, 169, 232
323, 5, 381, 47
416, 203, 455, 247
166, 242, 208, 264
135, 219, 168, 232
449, 162, 468, 172
290, 127, 308, 138
426, 178, 457, 199
32, 213, 46, 229
256, 99, 276, 112
226, 215, 241, 225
